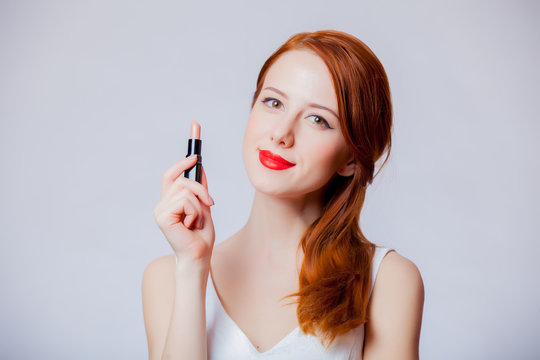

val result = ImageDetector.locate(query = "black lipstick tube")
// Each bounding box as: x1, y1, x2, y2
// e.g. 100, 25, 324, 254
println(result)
184, 138, 202, 183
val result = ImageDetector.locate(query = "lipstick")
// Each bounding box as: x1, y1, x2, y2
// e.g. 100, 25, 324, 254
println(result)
184, 120, 202, 183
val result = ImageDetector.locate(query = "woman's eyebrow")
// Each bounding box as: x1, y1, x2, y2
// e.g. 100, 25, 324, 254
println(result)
263, 86, 339, 119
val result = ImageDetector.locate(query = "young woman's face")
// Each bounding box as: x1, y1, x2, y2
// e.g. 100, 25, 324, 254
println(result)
242, 49, 352, 199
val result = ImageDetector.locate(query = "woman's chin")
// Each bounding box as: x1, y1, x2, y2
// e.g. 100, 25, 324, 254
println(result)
247, 174, 325, 201
248, 176, 293, 197
244, 160, 294, 194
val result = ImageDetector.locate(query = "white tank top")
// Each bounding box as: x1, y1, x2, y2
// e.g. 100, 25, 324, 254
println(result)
205, 246, 392, 359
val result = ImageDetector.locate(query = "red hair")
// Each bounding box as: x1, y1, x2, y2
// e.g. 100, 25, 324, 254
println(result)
250, 30, 393, 347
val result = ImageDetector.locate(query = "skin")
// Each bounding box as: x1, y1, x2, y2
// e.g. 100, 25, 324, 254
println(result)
142, 49, 424, 359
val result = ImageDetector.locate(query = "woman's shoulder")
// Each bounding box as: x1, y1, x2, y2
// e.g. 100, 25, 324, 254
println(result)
142, 254, 177, 288
376, 249, 423, 287
363, 249, 424, 357
372, 249, 424, 305
144, 254, 176, 272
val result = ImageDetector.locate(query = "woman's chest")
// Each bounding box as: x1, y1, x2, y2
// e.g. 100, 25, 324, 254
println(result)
210, 251, 301, 353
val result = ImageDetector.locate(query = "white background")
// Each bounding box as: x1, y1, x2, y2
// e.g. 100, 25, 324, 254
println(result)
1, 0, 538, 359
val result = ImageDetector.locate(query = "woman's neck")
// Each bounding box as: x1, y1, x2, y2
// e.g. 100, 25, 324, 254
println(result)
237, 190, 324, 268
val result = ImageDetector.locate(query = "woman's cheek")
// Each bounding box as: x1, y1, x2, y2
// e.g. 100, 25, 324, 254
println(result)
246, 114, 271, 141
243, 122, 262, 150
308, 141, 339, 167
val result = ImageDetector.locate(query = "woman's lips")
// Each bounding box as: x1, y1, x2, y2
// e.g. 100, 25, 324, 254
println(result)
258, 149, 296, 170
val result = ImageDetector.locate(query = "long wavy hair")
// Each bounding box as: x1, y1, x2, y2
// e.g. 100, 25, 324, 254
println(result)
250, 30, 393, 348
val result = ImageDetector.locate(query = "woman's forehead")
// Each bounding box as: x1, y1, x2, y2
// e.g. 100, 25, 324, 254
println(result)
262, 49, 338, 111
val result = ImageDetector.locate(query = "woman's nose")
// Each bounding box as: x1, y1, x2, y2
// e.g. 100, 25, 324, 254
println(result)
269, 114, 296, 148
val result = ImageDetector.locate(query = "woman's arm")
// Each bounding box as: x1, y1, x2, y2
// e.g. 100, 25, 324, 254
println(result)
142, 255, 208, 360
362, 251, 425, 360
143, 151, 215, 359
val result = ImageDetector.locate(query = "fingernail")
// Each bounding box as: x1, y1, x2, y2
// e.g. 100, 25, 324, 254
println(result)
209, 195, 215, 206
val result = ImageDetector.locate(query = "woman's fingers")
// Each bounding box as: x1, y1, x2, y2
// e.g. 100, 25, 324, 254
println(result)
156, 154, 213, 233
161, 189, 202, 230
201, 166, 208, 191
163, 173, 213, 207
160, 156, 214, 207
161, 155, 198, 197
199, 167, 214, 206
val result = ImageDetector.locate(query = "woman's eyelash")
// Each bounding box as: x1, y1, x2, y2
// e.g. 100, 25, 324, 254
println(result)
261, 97, 333, 129
308, 115, 332, 129
261, 97, 283, 109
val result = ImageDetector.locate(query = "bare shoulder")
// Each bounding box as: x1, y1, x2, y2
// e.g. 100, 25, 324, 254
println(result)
376, 250, 424, 293
363, 250, 424, 360
141, 254, 177, 311
143, 254, 176, 279
141, 254, 177, 359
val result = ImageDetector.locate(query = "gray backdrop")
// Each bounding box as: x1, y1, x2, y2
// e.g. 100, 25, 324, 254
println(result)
1, 0, 538, 359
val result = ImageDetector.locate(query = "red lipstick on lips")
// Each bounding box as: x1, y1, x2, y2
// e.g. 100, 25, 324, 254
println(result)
258, 149, 296, 170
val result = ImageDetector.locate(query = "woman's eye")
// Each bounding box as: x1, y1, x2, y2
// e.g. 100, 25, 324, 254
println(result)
262, 97, 283, 109
261, 98, 332, 129
308, 115, 332, 129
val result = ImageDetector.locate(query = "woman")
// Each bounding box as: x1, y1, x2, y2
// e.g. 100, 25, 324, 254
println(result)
143, 30, 424, 359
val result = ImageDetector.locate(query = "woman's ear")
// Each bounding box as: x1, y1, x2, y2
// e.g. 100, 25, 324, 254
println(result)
337, 158, 356, 177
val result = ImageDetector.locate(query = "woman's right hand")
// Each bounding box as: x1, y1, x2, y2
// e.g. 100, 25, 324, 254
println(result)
153, 155, 215, 267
